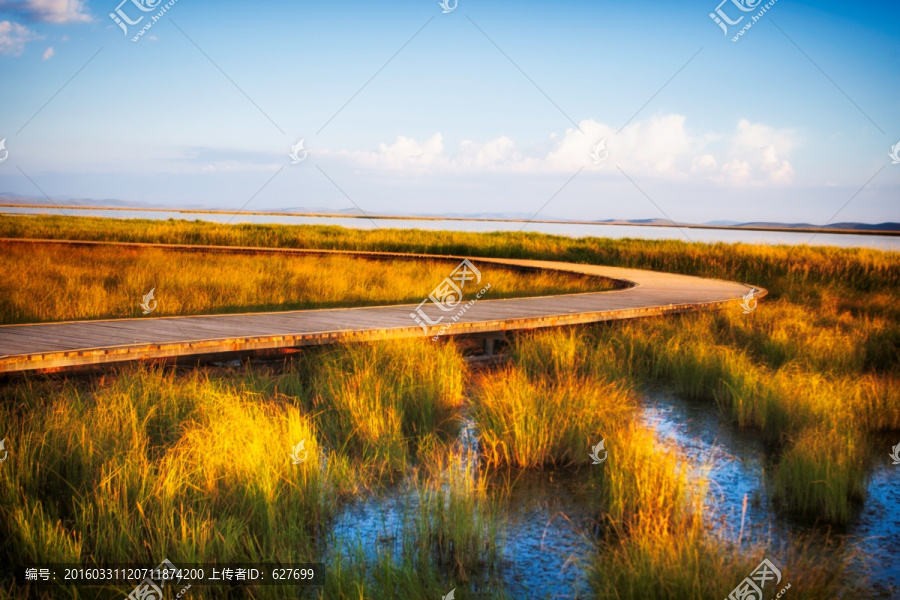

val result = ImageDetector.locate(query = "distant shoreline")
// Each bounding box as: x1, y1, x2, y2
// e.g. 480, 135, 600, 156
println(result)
1, 203, 898, 237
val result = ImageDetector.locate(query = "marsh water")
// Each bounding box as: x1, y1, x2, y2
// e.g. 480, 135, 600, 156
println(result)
4, 206, 899, 251
323, 387, 900, 598
644, 390, 900, 598
325, 431, 597, 599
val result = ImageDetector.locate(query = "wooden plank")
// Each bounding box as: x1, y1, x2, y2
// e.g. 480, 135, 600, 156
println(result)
0, 245, 765, 373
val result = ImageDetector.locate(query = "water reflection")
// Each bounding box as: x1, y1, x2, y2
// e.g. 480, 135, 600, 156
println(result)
324, 389, 899, 598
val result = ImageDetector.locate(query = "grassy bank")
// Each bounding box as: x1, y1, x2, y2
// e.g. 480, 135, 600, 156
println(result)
2, 214, 897, 298
0, 239, 611, 324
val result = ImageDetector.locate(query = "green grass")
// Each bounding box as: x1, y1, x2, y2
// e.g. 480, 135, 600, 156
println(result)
268, 339, 467, 482
573, 301, 898, 524
772, 425, 868, 524
472, 369, 619, 468
407, 461, 502, 582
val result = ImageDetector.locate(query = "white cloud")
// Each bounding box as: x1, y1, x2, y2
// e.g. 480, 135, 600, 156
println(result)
721, 159, 753, 185
41, 44, 52, 59
328, 133, 439, 171
0, 20, 38, 55
330, 133, 525, 173
541, 115, 704, 177
456, 136, 520, 169
692, 153, 718, 171
716, 119, 797, 185
0, 0, 91, 23
326, 115, 797, 186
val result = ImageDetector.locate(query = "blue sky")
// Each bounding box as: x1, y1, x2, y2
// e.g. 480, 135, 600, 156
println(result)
0, 0, 898, 224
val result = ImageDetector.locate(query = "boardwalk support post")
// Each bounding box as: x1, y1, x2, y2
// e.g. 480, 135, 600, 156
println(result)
475, 331, 506, 357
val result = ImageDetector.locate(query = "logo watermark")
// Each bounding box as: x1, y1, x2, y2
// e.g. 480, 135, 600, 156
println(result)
410, 259, 487, 336
590, 139, 608, 164
127, 558, 190, 600
0, 138, 7, 164
289, 139, 308, 164
725, 557, 789, 600
431, 283, 492, 341
290, 440, 308, 464
890, 443, 900, 465
709, 0, 779, 42
439, 0, 457, 14
442, 588, 456, 600
889, 141, 900, 165
740, 289, 758, 314
0, 438, 7, 463
110, 0, 181, 42
140, 288, 158, 315
589, 439, 607, 464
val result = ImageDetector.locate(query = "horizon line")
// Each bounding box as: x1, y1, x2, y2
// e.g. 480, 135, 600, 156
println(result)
1, 203, 898, 237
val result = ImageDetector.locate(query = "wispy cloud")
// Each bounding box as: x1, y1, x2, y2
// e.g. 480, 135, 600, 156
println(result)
41, 44, 51, 58
0, 19, 39, 55
0, 0, 91, 24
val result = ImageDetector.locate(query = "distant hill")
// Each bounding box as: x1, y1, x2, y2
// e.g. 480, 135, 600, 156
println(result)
735, 221, 900, 232
1, 195, 897, 233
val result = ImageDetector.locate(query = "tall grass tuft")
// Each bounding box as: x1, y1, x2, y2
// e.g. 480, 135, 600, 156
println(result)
406, 461, 502, 582
0, 367, 330, 568
470, 328, 634, 469
772, 426, 868, 524
596, 423, 700, 536
471, 368, 632, 469
278, 339, 467, 480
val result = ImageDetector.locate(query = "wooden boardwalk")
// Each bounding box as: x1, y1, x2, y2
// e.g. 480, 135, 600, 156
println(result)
0, 240, 765, 373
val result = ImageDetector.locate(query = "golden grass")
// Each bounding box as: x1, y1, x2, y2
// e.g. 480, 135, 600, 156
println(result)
573, 296, 899, 526
0, 343, 490, 599
483, 329, 856, 599
274, 339, 467, 481
0, 368, 329, 567
2, 214, 897, 299
471, 368, 633, 469
0, 240, 612, 324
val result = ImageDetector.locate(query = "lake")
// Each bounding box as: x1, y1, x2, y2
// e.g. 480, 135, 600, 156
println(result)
2, 206, 898, 250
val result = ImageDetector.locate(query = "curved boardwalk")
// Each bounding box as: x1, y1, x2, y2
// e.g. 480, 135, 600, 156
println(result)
0, 240, 766, 373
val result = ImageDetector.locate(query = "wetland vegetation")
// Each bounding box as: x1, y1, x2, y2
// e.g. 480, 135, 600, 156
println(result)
0, 213, 897, 598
